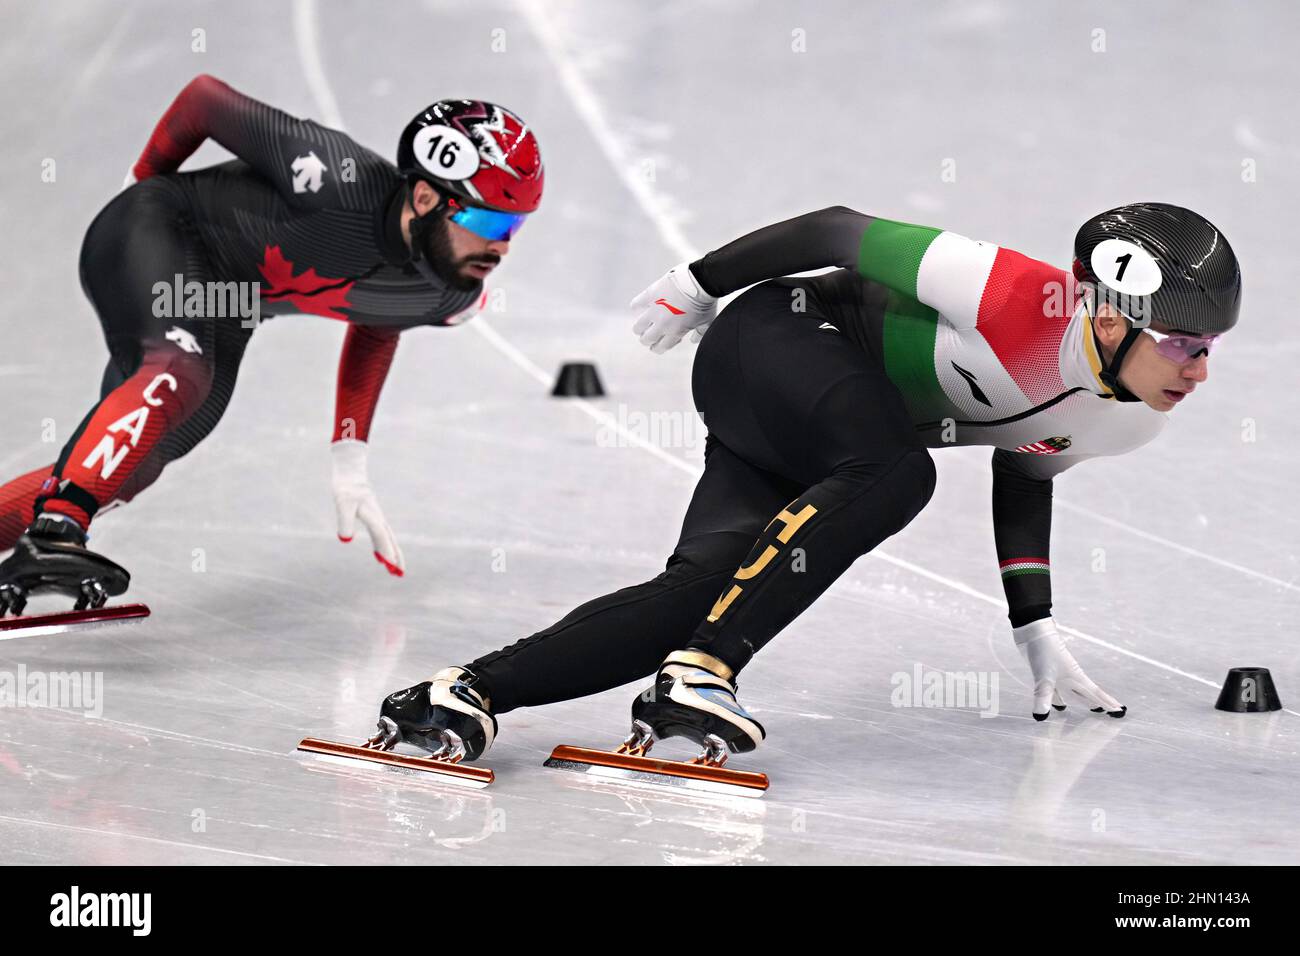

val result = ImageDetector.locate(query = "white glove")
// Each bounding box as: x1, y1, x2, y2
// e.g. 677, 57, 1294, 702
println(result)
1013, 617, 1125, 721
630, 262, 717, 354
331, 440, 405, 577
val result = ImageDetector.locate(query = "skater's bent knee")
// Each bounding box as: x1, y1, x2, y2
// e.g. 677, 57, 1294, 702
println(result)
901, 448, 937, 508
838, 446, 935, 504
669, 531, 761, 578
879, 448, 937, 525
144, 347, 214, 406
831, 448, 936, 549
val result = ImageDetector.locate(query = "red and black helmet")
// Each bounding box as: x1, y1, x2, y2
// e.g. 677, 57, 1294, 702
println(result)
397, 100, 544, 214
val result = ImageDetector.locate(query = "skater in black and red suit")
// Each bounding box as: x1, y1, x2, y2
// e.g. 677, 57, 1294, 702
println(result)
0, 76, 544, 615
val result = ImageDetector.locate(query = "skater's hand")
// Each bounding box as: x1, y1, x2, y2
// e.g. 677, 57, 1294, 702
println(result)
331, 440, 405, 577
630, 262, 716, 354
1013, 617, 1125, 721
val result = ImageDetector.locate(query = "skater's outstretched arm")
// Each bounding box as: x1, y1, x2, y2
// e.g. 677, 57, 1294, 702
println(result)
991, 449, 1125, 721
689, 206, 875, 295
632, 208, 1009, 351
129, 74, 363, 203
633, 207, 877, 352
334, 325, 401, 445
991, 448, 1064, 629
689, 207, 1003, 310
331, 324, 405, 577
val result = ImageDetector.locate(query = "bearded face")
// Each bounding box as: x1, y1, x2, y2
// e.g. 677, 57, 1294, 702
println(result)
418, 210, 502, 292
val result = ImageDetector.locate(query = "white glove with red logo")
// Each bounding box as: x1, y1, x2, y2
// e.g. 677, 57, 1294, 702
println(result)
1014, 617, 1126, 720
630, 262, 717, 354
332, 440, 405, 577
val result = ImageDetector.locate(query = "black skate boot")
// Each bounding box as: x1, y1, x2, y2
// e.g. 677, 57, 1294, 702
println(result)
544, 650, 770, 795
295, 667, 497, 787
628, 650, 766, 764
0, 515, 130, 617
369, 667, 498, 763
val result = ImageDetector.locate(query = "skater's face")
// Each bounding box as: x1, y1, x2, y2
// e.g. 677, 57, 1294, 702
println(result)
406, 181, 510, 291
443, 210, 510, 282
1092, 303, 1211, 412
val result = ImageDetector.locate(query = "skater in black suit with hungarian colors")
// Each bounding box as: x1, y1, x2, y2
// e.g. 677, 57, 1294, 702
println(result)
369, 202, 1240, 786
0, 76, 543, 620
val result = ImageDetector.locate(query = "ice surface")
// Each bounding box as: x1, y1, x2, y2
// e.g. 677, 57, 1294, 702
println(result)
1, 0, 1297, 864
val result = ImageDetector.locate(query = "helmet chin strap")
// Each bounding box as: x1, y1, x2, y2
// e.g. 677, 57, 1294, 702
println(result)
1088, 295, 1144, 403
1098, 329, 1144, 402
404, 179, 450, 282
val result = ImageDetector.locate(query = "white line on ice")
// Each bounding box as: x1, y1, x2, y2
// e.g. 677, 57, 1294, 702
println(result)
291, 0, 346, 129
290, 0, 699, 479
1054, 498, 1300, 594
293, 1, 1297, 715
468, 316, 701, 477
65, 7, 135, 109
511, 2, 698, 262
0, 813, 315, 864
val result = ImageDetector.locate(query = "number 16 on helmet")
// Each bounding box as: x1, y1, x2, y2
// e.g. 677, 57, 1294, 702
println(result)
397, 100, 545, 241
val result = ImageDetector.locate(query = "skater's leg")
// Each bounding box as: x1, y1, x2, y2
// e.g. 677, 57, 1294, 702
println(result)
614, 281, 937, 754
467, 439, 801, 714
1, 322, 244, 544
681, 280, 937, 673
376, 280, 928, 756
36, 182, 234, 528
685, 377, 936, 672
113, 319, 254, 505
0, 351, 131, 549
0, 184, 252, 611
0, 465, 54, 551
40, 350, 214, 527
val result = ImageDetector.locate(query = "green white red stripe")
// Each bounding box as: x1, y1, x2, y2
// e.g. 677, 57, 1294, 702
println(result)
854, 218, 1073, 418
999, 558, 1050, 578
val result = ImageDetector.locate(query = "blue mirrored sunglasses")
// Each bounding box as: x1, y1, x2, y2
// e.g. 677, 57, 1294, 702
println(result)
447, 199, 528, 241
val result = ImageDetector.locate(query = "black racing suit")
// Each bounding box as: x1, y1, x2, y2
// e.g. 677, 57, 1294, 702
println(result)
470, 275, 938, 711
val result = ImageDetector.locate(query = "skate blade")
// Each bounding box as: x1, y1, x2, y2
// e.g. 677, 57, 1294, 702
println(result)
0, 603, 151, 640
544, 744, 769, 798
296, 737, 494, 789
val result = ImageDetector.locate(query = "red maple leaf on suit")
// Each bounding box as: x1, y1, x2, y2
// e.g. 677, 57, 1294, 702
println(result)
258, 245, 354, 320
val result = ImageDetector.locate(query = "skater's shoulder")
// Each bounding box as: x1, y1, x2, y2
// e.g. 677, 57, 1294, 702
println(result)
1101, 399, 1169, 452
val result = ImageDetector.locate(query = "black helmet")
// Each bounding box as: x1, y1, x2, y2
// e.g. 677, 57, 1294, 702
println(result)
1073, 202, 1241, 335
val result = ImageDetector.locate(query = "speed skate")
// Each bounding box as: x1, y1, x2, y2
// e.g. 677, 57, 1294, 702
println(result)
296, 720, 495, 790
543, 649, 771, 797
545, 719, 769, 797
296, 667, 500, 788
0, 603, 151, 640
0, 514, 144, 637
